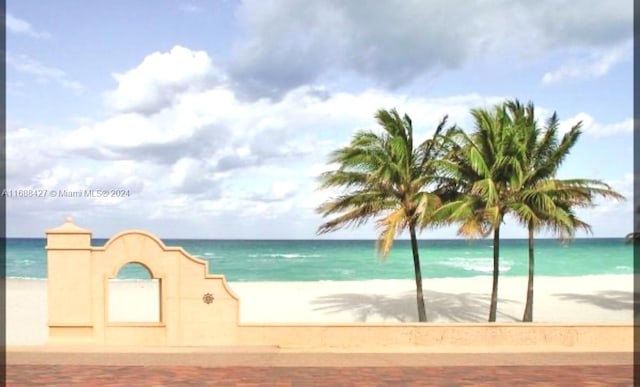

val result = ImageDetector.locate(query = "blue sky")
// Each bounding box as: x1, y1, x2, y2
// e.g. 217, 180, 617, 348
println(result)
6, 0, 634, 239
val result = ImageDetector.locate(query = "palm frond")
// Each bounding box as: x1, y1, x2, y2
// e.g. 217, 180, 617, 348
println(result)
376, 207, 407, 259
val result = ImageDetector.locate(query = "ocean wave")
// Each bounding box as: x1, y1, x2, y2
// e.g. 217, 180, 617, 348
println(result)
192, 253, 216, 259
436, 257, 513, 273
11, 259, 36, 266
247, 253, 322, 259
6, 276, 47, 281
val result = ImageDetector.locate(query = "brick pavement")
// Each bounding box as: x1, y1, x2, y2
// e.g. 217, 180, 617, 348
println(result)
5, 350, 636, 386
4, 364, 635, 386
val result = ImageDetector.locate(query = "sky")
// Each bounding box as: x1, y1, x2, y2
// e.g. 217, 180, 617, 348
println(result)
5, 0, 634, 240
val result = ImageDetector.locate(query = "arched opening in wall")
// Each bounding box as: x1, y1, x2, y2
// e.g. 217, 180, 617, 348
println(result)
108, 262, 161, 323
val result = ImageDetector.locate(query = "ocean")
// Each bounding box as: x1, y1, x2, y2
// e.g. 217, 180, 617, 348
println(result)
6, 238, 634, 281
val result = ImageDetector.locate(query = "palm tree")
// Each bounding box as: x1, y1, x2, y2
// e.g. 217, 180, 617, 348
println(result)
517, 180, 623, 322
316, 108, 450, 322
504, 100, 625, 322
433, 104, 522, 322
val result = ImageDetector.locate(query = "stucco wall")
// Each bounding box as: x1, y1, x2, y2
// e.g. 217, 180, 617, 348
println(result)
47, 218, 240, 346
45, 218, 634, 351
237, 323, 633, 351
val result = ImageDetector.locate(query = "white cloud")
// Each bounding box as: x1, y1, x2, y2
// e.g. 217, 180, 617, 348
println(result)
13, 46, 510, 236
66, 113, 194, 149
7, 33, 631, 238
169, 157, 220, 195
7, 54, 84, 93
66, 49, 507, 172
36, 166, 89, 192
101, 49, 484, 165
6, 125, 66, 187
559, 113, 633, 138
63, 89, 233, 163
244, 180, 298, 202
572, 173, 633, 236
104, 45, 222, 115
6, 13, 50, 38
230, 0, 633, 98
542, 40, 632, 84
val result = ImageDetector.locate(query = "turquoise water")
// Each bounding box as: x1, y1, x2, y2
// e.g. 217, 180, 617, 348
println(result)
6, 238, 634, 281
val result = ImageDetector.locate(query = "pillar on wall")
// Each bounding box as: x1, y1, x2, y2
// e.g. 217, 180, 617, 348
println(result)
46, 217, 95, 343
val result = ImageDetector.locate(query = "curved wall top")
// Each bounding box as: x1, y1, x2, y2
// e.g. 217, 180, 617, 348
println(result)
46, 218, 240, 346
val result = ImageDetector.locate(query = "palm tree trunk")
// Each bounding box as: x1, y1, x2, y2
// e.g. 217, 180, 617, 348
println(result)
522, 223, 534, 322
488, 223, 500, 322
409, 223, 427, 322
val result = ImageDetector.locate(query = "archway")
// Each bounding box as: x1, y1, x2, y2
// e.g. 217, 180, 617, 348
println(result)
108, 262, 161, 323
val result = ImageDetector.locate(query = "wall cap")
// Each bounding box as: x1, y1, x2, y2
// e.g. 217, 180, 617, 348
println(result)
46, 217, 92, 235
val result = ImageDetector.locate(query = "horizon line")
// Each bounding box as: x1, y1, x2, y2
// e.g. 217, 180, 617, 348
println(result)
6, 236, 628, 241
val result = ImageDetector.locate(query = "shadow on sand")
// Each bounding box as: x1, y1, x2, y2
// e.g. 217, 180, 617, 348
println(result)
311, 290, 519, 323
553, 290, 637, 312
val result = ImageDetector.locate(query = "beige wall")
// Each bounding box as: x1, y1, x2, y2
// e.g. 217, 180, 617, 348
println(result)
237, 323, 633, 351
46, 218, 633, 351
47, 218, 240, 346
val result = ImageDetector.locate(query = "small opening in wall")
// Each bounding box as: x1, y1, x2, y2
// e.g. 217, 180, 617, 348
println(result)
108, 262, 161, 323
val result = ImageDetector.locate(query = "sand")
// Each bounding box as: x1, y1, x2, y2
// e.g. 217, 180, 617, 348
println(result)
6, 275, 635, 346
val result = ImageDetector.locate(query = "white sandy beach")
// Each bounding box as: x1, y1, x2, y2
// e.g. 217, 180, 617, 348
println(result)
6, 275, 635, 346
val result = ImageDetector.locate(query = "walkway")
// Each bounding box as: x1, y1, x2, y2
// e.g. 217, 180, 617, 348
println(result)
6, 348, 635, 386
